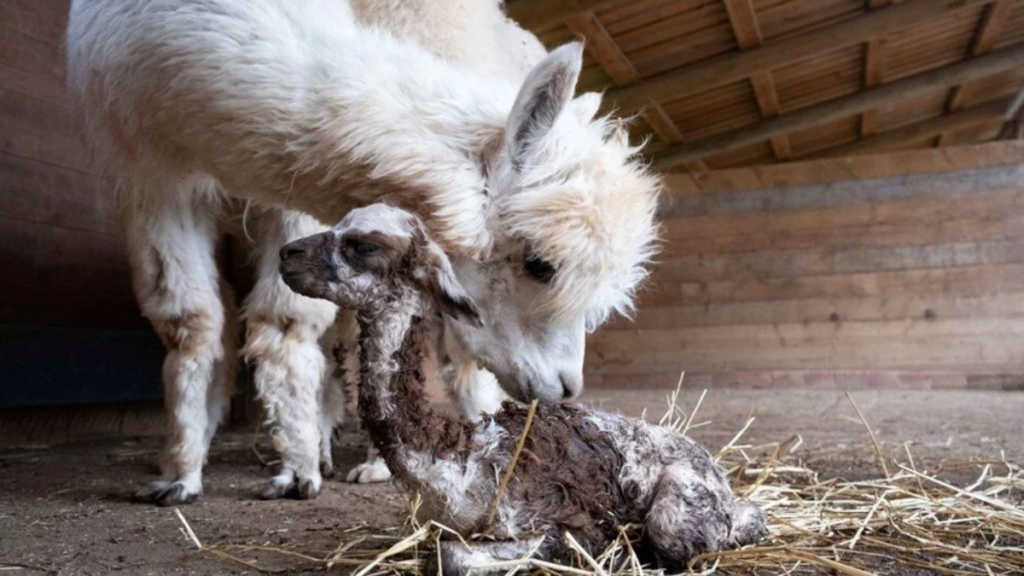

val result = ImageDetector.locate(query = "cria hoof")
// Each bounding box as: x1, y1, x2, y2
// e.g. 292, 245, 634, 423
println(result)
135, 480, 200, 506
731, 501, 769, 546
345, 458, 392, 484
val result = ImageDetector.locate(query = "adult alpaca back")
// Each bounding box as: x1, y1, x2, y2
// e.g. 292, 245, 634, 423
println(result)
66, 0, 660, 504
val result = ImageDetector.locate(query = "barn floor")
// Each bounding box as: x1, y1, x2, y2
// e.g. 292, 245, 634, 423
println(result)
1, 388, 1022, 575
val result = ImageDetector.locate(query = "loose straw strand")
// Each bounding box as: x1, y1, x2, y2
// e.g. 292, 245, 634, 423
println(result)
486, 399, 539, 527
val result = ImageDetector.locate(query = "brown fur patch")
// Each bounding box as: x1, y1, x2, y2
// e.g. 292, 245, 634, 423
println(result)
153, 311, 216, 355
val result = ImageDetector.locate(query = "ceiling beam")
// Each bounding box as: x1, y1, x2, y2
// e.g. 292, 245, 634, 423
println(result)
652, 43, 1024, 170
504, 0, 613, 31
805, 98, 1010, 160
605, 0, 996, 114
723, 0, 792, 161
937, 0, 1014, 145
564, 11, 705, 171
860, 0, 892, 138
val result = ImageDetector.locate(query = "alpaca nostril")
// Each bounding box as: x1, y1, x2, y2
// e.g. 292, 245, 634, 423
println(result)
560, 374, 581, 400
279, 244, 306, 261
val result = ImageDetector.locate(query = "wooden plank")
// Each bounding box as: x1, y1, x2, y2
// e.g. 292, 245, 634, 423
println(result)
722, 0, 792, 161
653, 43, 1024, 169
641, 263, 1024, 307
807, 98, 1009, 159
565, 10, 686, 147
662, 185, 1024, 242
505, 0, 614, 31
565, 11, 639, 84
605, 0, 995, 113
661, 141, 1024, 196
0, 0, 72, 46
939, 0, 1014, 145
583, 370, 1024, 391
612, 292, 1024, 331
0, 153, 116, 233
592, 318, 1024, 353
654, 237, 1024, 284
661, 212, 1024, 260
861, 38, 887, 137
0, 91, 92, 173
662, 163, 1024, 219
585, 336, 1024, 373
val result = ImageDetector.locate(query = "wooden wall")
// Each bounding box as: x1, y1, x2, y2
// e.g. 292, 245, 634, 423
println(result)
0, 0, 142, 330
0, 0, 168, 412
586, 143, 1024, 390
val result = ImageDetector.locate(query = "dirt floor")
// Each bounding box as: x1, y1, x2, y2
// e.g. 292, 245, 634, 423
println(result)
1, 388, 1021, 575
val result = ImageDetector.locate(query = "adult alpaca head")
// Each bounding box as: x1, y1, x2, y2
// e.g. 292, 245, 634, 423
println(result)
419, 43, 661, 403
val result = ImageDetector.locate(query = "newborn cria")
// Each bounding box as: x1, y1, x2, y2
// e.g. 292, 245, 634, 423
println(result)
280, 204, 767, 573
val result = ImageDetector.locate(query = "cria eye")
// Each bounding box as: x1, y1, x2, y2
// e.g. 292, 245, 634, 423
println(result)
351, 241, 381, 256
523, 249, 556, 284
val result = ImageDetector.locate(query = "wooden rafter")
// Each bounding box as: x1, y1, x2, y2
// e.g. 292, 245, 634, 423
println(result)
937, 0, 1014, 145
723, 0, 791, 161
504, 0, 613, 31
564, 11, 707, 172
652, 43, 1024, 170
860, 0, 892, 138
808, 98, 1010, 160
604, 0, 995, 115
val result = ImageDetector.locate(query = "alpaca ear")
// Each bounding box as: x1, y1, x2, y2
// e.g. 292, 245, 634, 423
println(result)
574, 92, 603, 124
505, 42, 583, 168
416, 244, 483, 328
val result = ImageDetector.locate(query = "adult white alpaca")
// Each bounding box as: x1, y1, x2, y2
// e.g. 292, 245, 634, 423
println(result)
66, 0, 660, 504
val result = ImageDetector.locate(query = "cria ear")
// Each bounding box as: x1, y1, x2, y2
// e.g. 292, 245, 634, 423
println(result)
506, 42, 583, 169
414, 241, 483, 328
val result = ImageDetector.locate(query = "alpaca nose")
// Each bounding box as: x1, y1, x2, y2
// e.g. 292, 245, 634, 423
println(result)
279, 243, 308, 262
559, 373, 582, 400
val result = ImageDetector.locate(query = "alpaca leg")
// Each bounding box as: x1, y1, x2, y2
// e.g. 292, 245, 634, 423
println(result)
433, 537, 544, 576
205, 280, 239, 456
443, 328, 505, 422
317, 309, 357, 479
643, 462, 765, 568
122, 175, 227, 505
242, 209, 337, 500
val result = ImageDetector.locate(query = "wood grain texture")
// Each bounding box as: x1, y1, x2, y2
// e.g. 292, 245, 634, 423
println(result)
653, 43, 1024, 168
605, 0, 995, 113
0, 0, 139, 331
589, 156, 1024, 380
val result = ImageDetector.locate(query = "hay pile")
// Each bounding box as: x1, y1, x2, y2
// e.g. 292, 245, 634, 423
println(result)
175, 381, 1024, 575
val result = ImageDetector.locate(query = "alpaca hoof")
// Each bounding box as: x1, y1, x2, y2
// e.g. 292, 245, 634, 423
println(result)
260, 472, 322, 500
731, 501, 769, 546
320, 461, 336, 480
346, 457, 392, 484
296, 476, 322, 500
135, 480, 201, 506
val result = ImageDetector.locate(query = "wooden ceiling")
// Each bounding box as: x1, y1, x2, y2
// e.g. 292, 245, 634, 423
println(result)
506, 0, 1024, 171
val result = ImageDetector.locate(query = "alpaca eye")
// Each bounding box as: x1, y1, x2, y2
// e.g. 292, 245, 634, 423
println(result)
523, 249, 556, 284
351, 241, 381, 256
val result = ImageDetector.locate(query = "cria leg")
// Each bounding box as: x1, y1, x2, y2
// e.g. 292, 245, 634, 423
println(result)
644, 461, 756, 568
242, 209, 337, 500
123, 174, 228, 506
433, 537, 544, 576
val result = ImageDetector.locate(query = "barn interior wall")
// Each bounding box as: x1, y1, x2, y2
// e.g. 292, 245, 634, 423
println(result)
586, 143, 1024, 391
0, 0, 166, 411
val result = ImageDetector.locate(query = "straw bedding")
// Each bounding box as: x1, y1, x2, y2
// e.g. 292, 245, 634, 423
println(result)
175, 379, 1024, 575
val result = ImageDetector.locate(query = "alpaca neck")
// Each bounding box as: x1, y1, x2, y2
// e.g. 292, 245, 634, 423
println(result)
299, 27, 513, 254
356, 294, 472, 473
